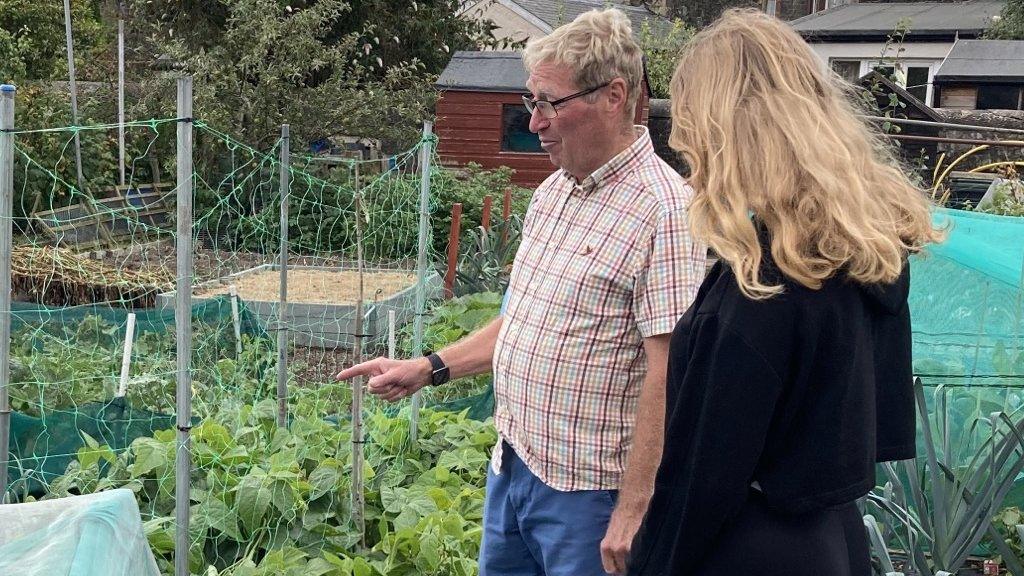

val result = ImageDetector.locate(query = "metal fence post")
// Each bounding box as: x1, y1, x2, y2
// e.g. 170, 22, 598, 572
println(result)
117, 17, 126, 186
410, 120, 433, 443
0, 85, 16, 504
62, 0, 85, 191
277, 124, 290, 428
351, 163, 366, 546
174, 76, 194, 576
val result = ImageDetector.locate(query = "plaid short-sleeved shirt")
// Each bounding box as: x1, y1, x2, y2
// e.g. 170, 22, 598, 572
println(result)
492, 126, 706, 491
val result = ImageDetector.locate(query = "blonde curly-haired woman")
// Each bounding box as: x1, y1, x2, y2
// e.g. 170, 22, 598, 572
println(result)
628, 9, 944, 576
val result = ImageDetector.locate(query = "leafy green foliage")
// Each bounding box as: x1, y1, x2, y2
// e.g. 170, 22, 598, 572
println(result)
975, 179, 1024, 217
209, 162, 531, 259
415, 292, 501, 357
454, 216, 521, 297
663, 0, 757, 28
49, 403, 496, 576
0, 0, 111, 83
638, 19, 693, 99
401, 292, 502, 405
993, 506, 1024, 567
985, 0, 1024, 40
133, 0, 515, 78
127, 0, 432, 154
0, 1, 128, 216
126, 0, 512, 151
864, 380, 1024, 576
430, 164, 532, 257
8, 313, 275, 417
857, 20, 912, 135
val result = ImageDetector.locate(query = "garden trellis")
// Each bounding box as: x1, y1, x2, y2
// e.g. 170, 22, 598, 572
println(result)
0, 77, 498, 575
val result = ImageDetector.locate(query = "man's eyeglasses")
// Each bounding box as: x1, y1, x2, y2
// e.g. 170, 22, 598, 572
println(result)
522, 81, 612, 119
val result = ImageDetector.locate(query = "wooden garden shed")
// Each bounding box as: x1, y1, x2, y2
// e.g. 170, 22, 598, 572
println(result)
435, 51, 651, 188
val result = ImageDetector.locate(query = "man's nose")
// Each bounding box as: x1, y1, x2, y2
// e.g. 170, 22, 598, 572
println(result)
528, 108, 549, 134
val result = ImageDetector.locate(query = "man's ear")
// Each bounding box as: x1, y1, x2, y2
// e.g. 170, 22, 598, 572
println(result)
604, 78, 629, 116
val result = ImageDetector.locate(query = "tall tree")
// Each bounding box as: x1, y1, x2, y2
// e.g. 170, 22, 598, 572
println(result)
0, 0, 111, 82
662, 0, 758, 28
131, 0, 510, 76
986, 0, 1024, 39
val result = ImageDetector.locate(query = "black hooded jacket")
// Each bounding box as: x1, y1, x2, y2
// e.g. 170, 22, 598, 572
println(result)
628, 247, 914, 575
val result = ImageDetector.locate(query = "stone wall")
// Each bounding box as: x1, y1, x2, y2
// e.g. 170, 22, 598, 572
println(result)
936, 109, 1024, 171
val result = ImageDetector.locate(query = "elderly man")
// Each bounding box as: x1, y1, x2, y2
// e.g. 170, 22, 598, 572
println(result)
337, 8, 704, 575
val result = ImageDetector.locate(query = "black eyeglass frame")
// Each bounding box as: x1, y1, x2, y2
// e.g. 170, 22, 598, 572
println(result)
521, 80, 613, 119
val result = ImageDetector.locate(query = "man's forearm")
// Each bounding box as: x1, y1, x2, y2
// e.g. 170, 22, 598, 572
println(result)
617, 372, 665, 513
435, 316, 503, 380
616, 335, 670, 514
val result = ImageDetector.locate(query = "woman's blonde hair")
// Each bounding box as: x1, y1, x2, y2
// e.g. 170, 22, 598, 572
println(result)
669, 9, 944, 299
523, 8, 643, 118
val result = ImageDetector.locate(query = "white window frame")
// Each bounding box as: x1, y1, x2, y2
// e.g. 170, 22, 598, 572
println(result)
828, 58, 862, 83
860, 60, 938, 107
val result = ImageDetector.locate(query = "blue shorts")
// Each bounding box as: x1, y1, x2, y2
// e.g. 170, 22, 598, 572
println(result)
479, 441, 618, 576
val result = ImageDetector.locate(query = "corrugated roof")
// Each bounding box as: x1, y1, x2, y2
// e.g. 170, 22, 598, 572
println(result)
436, 51, 528, 92
791, 1, 1004, 40
513, 0, 671, 36
934, 39, 1024, 82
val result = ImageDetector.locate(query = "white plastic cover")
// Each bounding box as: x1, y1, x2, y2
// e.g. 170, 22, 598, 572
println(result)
0, 489, 160, 576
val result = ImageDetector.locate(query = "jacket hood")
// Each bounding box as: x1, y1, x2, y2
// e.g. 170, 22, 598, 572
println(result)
858, 264, 910, 315
753, 218, 910, 315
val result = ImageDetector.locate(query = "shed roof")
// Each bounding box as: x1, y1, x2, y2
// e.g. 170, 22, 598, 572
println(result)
790, 1, 1004, 41
436, 51, 528, 92
934, 39, 1024, 83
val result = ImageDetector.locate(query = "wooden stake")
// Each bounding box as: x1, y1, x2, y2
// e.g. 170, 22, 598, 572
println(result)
444, 203, 462, 299
482, 195, 493, 231
502, 188, 512, 245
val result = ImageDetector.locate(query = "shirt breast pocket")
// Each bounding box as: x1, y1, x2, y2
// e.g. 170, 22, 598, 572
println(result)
545, 234, 633, 322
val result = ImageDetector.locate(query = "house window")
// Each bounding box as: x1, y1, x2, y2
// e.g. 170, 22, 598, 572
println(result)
501, 105, 543, 153
830, 59, 861, 83
905, 66, 930, 103
870, 62, 936, 106
976, 84, 1023, 110
873, 64, 899, 83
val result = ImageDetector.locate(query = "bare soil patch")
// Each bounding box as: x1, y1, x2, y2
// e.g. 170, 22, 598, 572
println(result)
194, 269, 418, 305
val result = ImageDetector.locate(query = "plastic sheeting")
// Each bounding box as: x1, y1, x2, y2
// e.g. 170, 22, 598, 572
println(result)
0, 489, 160, 576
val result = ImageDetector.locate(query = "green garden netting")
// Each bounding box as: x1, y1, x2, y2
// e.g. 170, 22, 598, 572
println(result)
908, 207, 1024, 509
4, 297, 266, 498
911, 208, 1024, 385
9, 297, 266, 337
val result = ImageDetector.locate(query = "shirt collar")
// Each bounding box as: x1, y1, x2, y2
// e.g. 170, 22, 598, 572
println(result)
561, 125, 653, 195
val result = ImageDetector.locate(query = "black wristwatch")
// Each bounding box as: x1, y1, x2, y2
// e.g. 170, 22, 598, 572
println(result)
426, 352, 451, 386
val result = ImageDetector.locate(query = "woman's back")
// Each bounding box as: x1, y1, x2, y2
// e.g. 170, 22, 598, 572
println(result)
629, 255, 912, 575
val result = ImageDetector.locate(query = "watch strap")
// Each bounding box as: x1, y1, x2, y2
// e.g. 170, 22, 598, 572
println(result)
426, 353, 450, 386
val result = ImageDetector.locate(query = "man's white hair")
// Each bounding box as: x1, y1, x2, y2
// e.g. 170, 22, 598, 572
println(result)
523, 8, 644, 118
